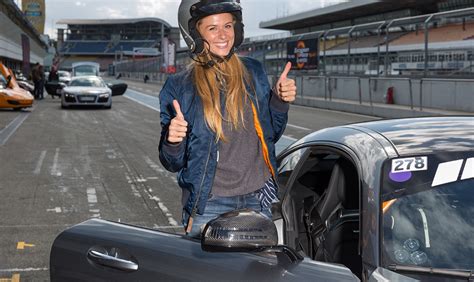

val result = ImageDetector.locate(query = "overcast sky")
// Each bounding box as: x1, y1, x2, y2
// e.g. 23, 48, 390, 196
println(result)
15, 0, 347, 40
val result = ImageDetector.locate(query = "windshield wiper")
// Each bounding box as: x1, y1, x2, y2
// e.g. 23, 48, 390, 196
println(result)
388, 264, 473, 279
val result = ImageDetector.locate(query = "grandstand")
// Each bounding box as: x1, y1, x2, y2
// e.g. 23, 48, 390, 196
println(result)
56, 18, 180, 72
240, 0, 474, 76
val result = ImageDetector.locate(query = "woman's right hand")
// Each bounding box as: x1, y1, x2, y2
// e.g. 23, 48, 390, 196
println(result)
167, 100, 188, 144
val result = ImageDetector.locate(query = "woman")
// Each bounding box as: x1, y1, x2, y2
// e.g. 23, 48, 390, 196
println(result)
159, 0, 296, 237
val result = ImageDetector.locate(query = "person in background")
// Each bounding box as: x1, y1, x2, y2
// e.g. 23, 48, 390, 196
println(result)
159, 0, 296, 238
31, 62, 40, 99
48, 66, 59, 99
37, 64, 45, 99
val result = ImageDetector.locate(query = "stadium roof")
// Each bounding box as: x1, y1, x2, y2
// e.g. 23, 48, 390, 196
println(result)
57, 18, 172, 28
260, 0, 443, 30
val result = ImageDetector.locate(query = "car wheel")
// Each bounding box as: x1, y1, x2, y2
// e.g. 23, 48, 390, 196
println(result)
104, 105, 112, 110
61, 104, 68, 109
13, 107, 23, 111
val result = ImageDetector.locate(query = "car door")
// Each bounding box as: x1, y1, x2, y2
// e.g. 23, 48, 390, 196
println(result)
276, 143, 363, 279
50, 218, 360, 281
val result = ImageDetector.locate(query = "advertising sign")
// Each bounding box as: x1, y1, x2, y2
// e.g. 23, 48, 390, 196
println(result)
133, 48, 159, 56
21, 34, 31, 76
22, 0, 45, 34
162, 37, 176, 74
287, 39, 318, 70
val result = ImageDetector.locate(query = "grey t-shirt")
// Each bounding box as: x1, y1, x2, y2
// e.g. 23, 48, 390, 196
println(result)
211, 100, 272, 197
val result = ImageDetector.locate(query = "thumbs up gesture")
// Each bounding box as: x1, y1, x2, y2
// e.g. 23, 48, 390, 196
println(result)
275, 62, 297, 103
167, 100, 188, 144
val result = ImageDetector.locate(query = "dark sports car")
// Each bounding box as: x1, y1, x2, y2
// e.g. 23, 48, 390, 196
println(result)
49, 116, 474, 281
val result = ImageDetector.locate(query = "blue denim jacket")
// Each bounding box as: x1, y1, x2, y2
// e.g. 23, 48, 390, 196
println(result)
159, 56, 288, 217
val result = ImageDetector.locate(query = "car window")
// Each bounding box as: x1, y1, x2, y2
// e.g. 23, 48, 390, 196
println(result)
277, 147, 309, 197
69, 78, 105, 87
381, 152, 474, 270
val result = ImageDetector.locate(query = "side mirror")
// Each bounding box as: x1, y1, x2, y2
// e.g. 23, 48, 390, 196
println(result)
58, 82, 67, 89
201, 209, 278, 252
201, 209, 303, 264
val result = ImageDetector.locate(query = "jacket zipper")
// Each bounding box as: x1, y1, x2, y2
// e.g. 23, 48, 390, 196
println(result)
186, 138, 213, 233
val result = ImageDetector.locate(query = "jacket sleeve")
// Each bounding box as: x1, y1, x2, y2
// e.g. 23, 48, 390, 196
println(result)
158, 76, 187, 173
256, 61, 289, 143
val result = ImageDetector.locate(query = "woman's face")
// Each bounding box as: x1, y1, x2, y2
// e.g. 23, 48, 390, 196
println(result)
197, 13, 235, 57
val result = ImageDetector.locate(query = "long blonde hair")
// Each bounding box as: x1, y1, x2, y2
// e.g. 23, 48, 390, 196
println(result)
192, 53, 253, 142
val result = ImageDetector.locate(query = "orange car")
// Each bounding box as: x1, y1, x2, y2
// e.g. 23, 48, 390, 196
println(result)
0, 63, 34, 110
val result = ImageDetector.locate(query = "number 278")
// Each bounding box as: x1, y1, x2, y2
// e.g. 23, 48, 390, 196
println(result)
392, 157, 428, 173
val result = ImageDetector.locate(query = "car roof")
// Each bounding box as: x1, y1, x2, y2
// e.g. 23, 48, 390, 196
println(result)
346, 116, 474, 156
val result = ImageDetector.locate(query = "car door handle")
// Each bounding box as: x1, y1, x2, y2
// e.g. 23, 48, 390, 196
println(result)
87, 250, 138, 272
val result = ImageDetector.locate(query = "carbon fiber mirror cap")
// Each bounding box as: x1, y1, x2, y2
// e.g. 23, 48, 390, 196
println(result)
201, 209, 278, 252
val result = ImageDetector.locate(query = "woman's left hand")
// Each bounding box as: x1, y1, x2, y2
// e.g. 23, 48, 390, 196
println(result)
275, 62, 297, 103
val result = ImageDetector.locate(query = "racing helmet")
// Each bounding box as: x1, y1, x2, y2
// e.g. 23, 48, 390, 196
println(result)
178, 0, 244, 56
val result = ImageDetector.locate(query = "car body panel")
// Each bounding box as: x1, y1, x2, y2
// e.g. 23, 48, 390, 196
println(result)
0, 63, 34, 110
50, 219, 359, 281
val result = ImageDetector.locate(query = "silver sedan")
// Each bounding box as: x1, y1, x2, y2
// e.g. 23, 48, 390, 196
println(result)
61, 76, 112, 109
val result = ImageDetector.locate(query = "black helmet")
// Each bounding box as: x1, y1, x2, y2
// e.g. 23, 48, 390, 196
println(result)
178, 0, 244, 56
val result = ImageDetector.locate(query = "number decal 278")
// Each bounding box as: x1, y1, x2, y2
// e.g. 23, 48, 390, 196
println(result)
391, 157, 428, 173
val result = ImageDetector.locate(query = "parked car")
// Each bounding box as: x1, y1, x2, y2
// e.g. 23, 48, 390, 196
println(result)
72, 62, 100, 77
49, 116, 474, 281
60, 76, 114, 109
0, 63, 34, 111
13, 70, 34, 93
58, 70, 72, 84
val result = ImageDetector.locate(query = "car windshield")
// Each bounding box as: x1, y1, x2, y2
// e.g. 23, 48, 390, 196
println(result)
73, 65, 97, 76
381, 151, 474, 270
69, 77, 105, 87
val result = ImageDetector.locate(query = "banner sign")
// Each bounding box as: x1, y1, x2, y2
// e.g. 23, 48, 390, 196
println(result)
162, 37, 176, 74
22, 0, 45, 34
21, 34, 31, 76
287, 39, 318, 70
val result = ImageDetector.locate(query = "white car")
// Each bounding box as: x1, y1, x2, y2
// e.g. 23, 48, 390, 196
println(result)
61, 76, 112, 109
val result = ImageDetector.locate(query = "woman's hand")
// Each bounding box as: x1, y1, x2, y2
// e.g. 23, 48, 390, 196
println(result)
275, 62, 297, 103
167, 100, 188, 144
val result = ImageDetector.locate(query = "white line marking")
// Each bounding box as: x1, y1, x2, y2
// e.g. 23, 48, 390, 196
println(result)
287, 123, 310, 131
87, 188, 98, 204
150, 196, 178, 226
417, 208, 430, 248
0, 112, 30, 146
432, 159, 463, 187
34, 150, 47, 175
153, 224, 182, 229
51, 148, 62, 176
282, 135, 297, 141
46, 207, 62, 213
125, 90, 160, 112
0, 267, 48, 272
461, 158, 474, 180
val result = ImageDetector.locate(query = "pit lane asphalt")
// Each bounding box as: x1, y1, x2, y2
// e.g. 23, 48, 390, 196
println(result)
0, 83, 377, 281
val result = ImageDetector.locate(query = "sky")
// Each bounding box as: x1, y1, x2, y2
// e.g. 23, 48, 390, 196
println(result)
15, 0, 347, 40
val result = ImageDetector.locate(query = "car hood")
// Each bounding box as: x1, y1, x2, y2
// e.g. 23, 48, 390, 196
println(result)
63, 87, 110, 94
